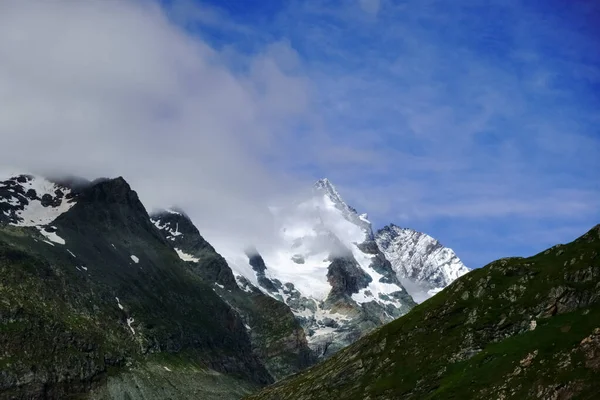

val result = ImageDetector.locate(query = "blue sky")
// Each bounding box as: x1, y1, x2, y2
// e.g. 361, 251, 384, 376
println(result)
159, 0, 600, 268
2, 1, 595, 269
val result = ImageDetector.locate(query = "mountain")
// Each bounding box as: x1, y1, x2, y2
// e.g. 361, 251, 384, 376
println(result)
220, 178, 416, 358
0, 172, 475, 399
0, 173, 78, 226
376, 224, 469, 302
149, 209, 315, 380
248, 224, 600, 400
0, 174, 272, 399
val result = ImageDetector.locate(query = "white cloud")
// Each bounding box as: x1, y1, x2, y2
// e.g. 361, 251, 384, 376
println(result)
0, 1, 312, 250
1, 0, 598, 270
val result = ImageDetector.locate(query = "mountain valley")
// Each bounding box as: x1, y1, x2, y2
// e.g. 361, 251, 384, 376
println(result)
2, 172, 595, 400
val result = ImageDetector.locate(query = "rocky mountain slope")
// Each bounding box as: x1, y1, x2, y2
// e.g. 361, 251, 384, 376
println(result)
218, 178, 416, 357
149, 209, 314, 380
0, 174, 272, 399
376, 224, 469, 302
248, 224, 600, 400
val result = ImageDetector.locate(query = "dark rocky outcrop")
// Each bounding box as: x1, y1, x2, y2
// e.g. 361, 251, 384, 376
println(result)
245, 250, 282, 293
325, 257, 371, 305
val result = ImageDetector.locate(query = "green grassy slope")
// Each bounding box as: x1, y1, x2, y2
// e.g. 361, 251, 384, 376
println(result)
248, 224, 600, 400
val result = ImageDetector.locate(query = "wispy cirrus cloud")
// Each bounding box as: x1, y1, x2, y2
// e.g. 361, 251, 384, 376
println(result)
249, 0, 600, 266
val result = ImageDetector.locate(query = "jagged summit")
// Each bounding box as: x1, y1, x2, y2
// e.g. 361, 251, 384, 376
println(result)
313, 178, 372, 239
218, 177, 415, 358
376, 224, 469, 302
311, 181, 468, 303
313, 178, 346, 207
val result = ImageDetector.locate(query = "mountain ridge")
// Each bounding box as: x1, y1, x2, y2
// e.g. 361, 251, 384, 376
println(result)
376, 223, 469, 302
219, 178, 417, 358
0, 173, 272, 399
247, 223, 600, 400
0, 172, 478, 399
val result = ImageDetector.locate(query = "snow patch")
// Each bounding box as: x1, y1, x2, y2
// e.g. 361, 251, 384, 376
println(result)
130, 255, 139, 264
175, 248, 199, 262
37, 227, 66, 245
126, 317, 136, 335
235, 275, 254, 293
115, 297, 124, 310
152, 216, 184, 240
171, 222, 183, 237
348, 243, 404, 307
67, 249, 76, 258
5, 175, 76, 227
530, 320, 537, 331
351, 288, 374, 304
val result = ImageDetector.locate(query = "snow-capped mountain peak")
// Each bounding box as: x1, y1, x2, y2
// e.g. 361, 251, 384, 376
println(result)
375, 224, 469, 303
148, 178, 467, 358
213, 178, 415, 357
313, 178, 346, 208
313, 178, 372, 240
0, 173, 77, 227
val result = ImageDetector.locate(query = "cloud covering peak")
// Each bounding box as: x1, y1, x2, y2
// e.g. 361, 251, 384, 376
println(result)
0, 1, 312, 247
1, 0, 598, 268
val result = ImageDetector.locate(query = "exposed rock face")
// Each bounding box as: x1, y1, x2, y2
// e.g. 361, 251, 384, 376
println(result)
151, 209, 238, 290
248, 224, 600, 400
0, 174, 271, 399
326, 256, 372, 304
151, 210, 314, 380
376, 224, 470, 302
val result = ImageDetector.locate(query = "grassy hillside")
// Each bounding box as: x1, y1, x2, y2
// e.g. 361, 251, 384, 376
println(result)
248, 224, 600, 400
